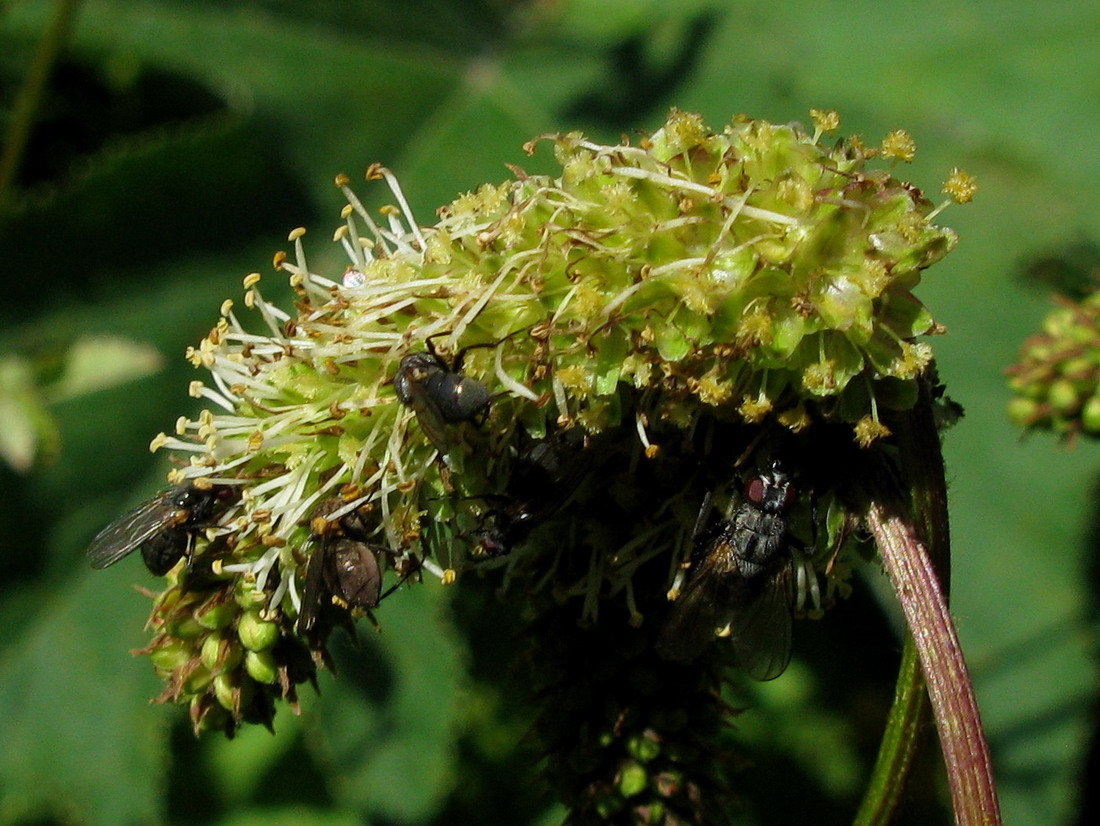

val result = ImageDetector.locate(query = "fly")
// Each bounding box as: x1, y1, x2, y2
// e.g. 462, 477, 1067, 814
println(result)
475, 433, 589, 556
394, 336, 493, 456
298, 498, 387, 636
656, 459, 797, 679
87, 484, 232, 576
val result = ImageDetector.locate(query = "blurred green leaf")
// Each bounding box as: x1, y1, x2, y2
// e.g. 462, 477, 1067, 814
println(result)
207, 704, 305, 807
47, 335, 164, 402
0, 572, 164, 825
309, 583, 467, 823
0, 354, 57, 471
214, 806, 363, 826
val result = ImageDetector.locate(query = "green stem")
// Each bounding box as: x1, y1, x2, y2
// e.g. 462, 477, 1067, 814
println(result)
0, 0, 82, 205
854, 638, 929, 826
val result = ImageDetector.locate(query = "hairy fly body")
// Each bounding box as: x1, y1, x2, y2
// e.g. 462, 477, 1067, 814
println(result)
298, 499, 386, 636
475, 433, 589, 556
656, 460, 797, 679
394, 338, 493, 456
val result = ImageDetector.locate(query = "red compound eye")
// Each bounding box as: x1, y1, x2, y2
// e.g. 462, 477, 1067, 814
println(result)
745, 475, 767, 505
744, 464, 796, 512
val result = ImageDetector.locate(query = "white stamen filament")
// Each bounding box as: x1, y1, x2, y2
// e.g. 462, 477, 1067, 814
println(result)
452, 266, 513, 345
551, 374, 570, 422
378, 166, 427, 250
252, 546, 282, 593
634, 411, 652, 452
495, 345, 538, 401
418, 555, 447, 582
286, 566, 302, 615
193, 384, 237, 413
248, 287, 291, 339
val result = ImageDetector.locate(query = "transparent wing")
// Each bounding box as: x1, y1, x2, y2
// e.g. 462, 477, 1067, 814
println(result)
407, 392, 452, 456
297, 541, 330, 633
725, 563, 794, 681
87, 491, 175, 569
655, 548, 736, 663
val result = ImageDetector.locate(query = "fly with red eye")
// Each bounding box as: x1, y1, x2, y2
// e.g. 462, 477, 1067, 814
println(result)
656, 458, 798, 679
744, 462, 797, 514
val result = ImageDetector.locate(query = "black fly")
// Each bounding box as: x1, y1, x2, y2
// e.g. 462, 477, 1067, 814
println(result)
656, 460, 797, 679
394, 336, 493, 456
475, 433, 589, 556
87, 484, 232, 576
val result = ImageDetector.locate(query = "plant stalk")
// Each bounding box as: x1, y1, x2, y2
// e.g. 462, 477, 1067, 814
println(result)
0, 0, 82, 204
866, 501, 1001, 825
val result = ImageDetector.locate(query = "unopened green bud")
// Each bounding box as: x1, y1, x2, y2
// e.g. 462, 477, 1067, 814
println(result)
244, 648, 279, 684
644, 801, 666, 822
1007, 396, 1041, 428
626, 733, 661, 763
1082, 395, 1100, 433
618, 762, 648, 798
234, 580, 267, 610
193, 697, 230, 733
1048, 378, 1080, 415
165, 615, 205, 640
1062, 356, 1094, 379
196, 600, 238, 631
200, 632, 244, 674
238, 609, 279, 651
183, 665, 212, 694
213, 673, 239, 712
149, 641, 192, 672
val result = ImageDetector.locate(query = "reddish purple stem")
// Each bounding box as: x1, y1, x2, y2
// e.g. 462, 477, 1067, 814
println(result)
866, 502, 1002, 825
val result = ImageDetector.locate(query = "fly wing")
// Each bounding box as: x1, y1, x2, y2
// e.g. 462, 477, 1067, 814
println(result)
407, 391, 452, 456
87, 491, 176, 569
655, 547, 738, 663
297, 541, 330, 634
725, 563, 794, 681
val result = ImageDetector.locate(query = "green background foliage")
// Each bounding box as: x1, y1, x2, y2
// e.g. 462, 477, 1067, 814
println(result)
1, 1, 1097, 823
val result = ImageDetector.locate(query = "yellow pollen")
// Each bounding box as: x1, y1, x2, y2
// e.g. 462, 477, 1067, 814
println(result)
738, 396, 773, 422
854, 416, 892, 447
881, 130, 917, 162
810, 108, 840, 133
943, 168, 978, 203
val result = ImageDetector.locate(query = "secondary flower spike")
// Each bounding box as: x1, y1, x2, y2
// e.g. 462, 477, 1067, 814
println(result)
1008, 290, 1100, 439
92, 109, 967, 735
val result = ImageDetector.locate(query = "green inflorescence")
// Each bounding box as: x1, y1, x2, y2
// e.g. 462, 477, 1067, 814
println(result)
1008, 291, 1100, 439
116, 108, 966, 742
